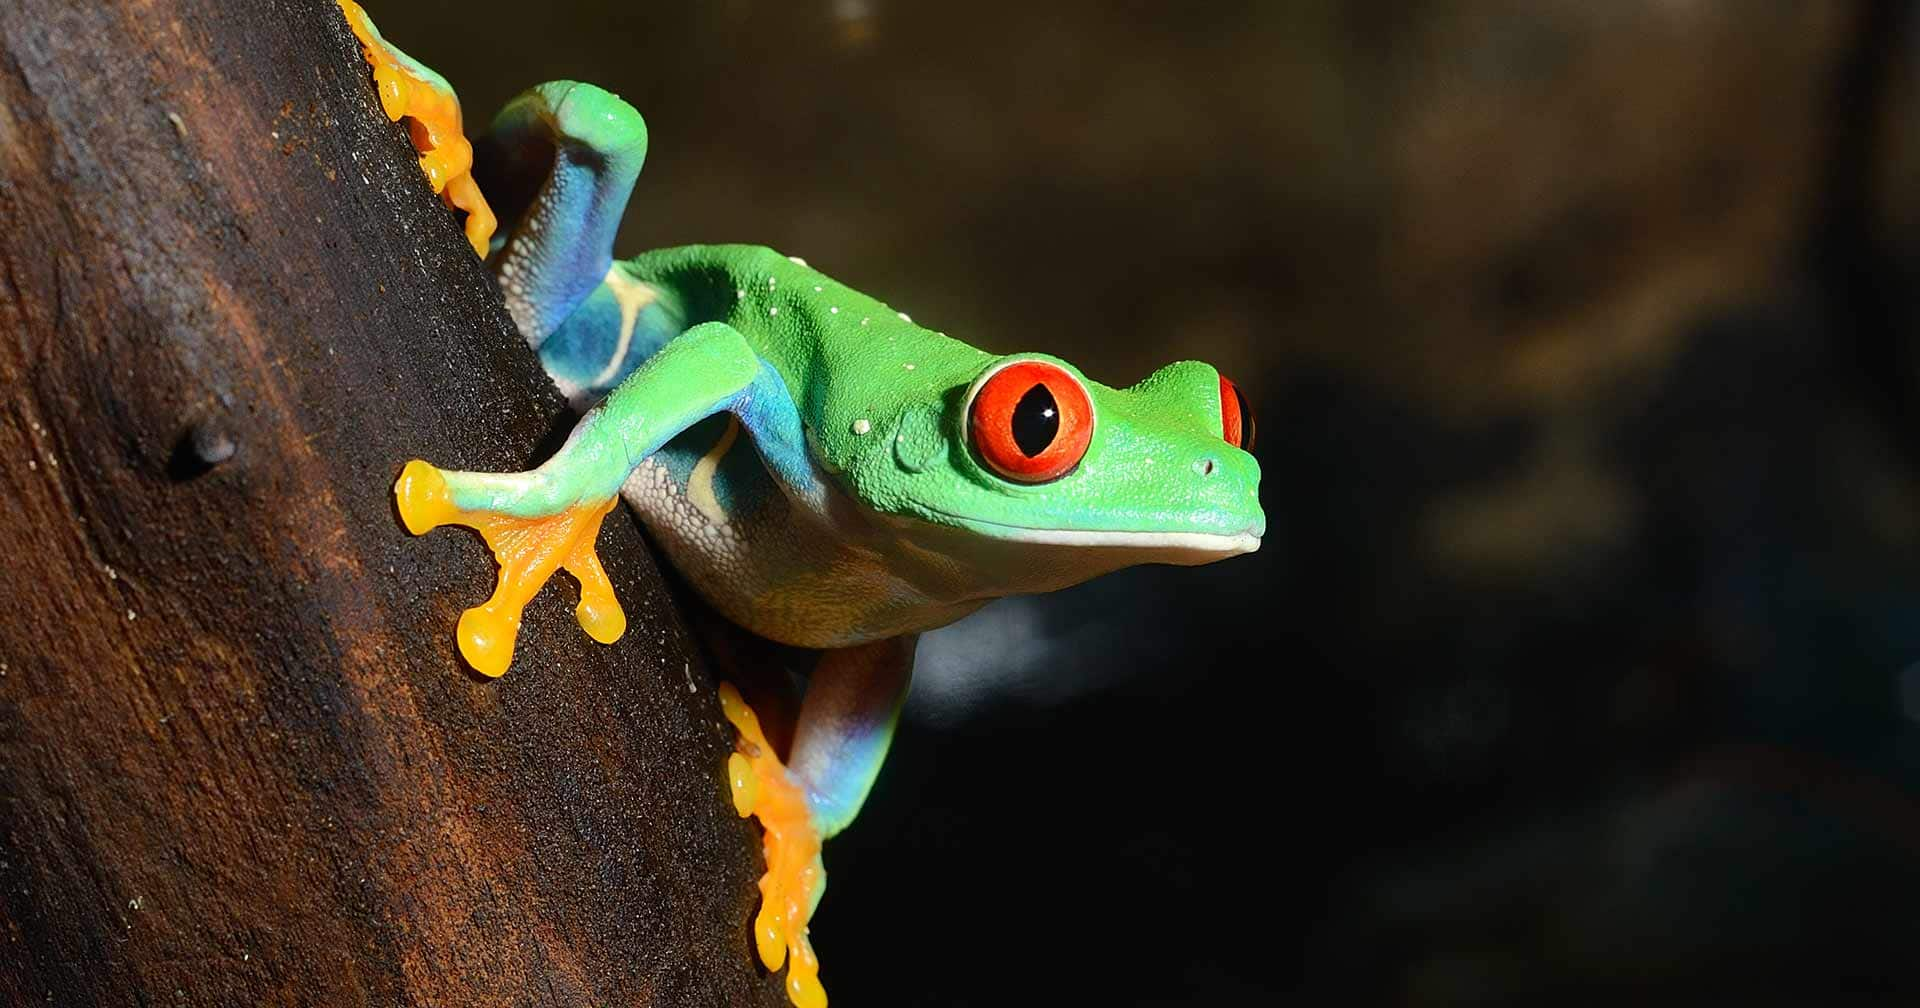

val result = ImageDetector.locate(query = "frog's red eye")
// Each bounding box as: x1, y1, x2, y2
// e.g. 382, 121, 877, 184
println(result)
1219, 374, 1255, 451
968, 360, 1094, 484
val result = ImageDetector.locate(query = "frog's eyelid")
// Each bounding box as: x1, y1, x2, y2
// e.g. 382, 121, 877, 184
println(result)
957, 355, 1098, 431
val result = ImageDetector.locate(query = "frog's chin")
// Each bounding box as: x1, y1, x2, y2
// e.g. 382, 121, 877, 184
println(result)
918, 509, 1261, 564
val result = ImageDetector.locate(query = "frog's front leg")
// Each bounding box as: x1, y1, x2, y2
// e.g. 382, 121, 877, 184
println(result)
395, 321, 761, 676
721, 636, 916, 1008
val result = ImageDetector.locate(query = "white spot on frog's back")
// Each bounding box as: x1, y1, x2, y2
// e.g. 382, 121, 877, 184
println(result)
851, 418, 871, 435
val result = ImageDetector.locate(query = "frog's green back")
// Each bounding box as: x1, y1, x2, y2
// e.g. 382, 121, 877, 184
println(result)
624, 243, 993, 471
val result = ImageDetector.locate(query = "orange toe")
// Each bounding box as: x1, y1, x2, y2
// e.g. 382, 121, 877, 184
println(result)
338, 0, 496, 257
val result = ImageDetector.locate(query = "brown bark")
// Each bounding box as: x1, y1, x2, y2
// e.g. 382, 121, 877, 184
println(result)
0, 1, 782, 1004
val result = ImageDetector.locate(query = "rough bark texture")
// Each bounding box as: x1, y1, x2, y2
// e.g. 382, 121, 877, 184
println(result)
0, 1, 784, 1004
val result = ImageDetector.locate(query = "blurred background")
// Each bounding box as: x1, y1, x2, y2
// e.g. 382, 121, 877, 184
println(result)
385, 1, 1920, 1003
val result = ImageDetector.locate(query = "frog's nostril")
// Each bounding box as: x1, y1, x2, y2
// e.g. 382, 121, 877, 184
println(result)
1194, 458, 1218, 477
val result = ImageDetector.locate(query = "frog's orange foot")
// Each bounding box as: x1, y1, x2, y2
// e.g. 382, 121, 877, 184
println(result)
395, 460, 624, 677
719, 682, 829, 1008
338, 0, 497, 257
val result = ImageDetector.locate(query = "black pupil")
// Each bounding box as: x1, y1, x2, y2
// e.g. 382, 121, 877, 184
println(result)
1233, 384, 1256, 451
1011, 383, 1060, 457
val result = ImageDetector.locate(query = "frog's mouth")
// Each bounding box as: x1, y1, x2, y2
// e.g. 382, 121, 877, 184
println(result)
920, 508, 1261, 561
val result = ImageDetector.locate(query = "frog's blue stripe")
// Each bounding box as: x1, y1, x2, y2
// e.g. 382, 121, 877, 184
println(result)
650, 415, 731, 485
789, 637, 916, 841
731, 359, 818, 503
802, 703, 903, 839
650, 358, 818, 523
539, 283, 687, 397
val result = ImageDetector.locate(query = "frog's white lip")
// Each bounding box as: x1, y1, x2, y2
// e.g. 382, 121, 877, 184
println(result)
924, 509, 1261, 558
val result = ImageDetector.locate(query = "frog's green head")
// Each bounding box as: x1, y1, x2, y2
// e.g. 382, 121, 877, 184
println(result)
824, 347, 1264, 595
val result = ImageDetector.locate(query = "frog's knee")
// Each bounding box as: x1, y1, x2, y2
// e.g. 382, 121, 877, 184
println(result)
515, 80, 649, 164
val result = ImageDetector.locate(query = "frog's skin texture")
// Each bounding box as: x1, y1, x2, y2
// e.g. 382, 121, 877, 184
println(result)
351, 15, 1263, 1007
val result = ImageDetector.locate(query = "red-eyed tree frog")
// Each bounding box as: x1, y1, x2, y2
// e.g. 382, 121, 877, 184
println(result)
341, 5, 1264, 1005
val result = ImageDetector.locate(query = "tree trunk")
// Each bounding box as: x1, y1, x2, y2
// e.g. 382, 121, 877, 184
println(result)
0, 1, 783, 1004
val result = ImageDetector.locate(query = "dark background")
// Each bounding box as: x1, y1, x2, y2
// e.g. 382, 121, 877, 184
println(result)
381, 2, 1920, 1004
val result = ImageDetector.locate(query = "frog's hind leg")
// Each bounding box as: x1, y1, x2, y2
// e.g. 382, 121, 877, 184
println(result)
475, 82, 653, 362
721, 636, 917, 1008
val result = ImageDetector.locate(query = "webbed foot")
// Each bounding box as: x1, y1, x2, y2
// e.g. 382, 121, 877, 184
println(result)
719, 682, 830, 1008
395, 459, 624, 677
392, 323, 765, 675
338, 0, 497, 257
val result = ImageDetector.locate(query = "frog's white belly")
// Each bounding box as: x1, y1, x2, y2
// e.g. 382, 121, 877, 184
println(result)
619, 440, 985, 649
